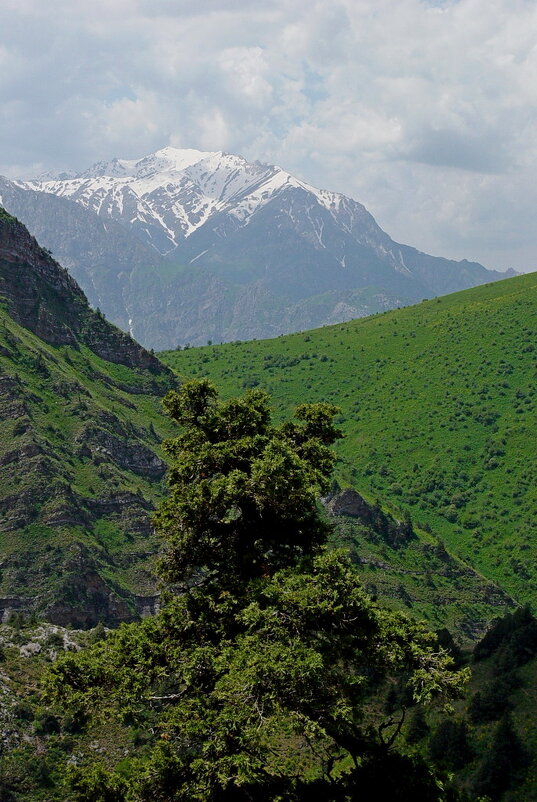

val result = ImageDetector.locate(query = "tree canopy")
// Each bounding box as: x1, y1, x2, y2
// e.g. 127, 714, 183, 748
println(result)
45, 380, 467, 801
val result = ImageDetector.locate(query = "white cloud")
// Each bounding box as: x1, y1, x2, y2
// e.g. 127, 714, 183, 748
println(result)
1, 0, 537, 270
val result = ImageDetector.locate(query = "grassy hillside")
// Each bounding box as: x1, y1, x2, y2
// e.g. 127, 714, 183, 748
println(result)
0, 207, 510, 636
326, 492, 512, 641
161, 272, 537, 607
0, 288, 511, 636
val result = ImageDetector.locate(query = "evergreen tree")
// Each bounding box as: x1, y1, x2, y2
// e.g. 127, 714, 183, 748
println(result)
45, 380, 467, 801
473, 714, 526, 800
406, 707, 430, 744
428, 719, 473, 771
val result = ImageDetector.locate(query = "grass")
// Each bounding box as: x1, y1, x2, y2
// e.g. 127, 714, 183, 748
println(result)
161, 271, 537, 607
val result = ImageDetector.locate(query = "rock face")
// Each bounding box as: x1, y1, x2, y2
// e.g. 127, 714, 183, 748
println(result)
326, 488, 375, 519
325, 488, 415, 549
325, 488, 514, 638
0, 208, 174, 626
0, 148, 515, 349
0, 207, 169, 375
76, 426, 166, 478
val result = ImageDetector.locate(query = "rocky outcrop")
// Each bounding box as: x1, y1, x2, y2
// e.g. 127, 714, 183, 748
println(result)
325, 488, 415, 549
0, 374, 31, 421
77, 426, 166, 478
326, 488, 376, 519
0, 208, 172, 378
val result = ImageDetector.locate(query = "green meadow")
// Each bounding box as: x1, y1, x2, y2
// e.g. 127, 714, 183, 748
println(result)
161, 272, 537, 606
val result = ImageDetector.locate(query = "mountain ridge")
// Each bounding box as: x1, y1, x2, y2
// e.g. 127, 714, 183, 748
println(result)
0, 147, 517, 348
0, 207, 175, 625
0, 207, 522, 637
162, 271, 537, 607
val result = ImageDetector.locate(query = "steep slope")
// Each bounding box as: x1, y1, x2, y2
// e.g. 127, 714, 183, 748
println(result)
326, 488, 512, 641
0, 208, 513, 636
0, 208, 175, 626
0, 176, 167, 336
1, 147, 513, 348
162, 272, 537, 606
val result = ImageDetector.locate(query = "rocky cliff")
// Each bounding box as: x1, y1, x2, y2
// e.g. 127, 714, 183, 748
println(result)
0, 207, 168, 377
0, 208, 175, 626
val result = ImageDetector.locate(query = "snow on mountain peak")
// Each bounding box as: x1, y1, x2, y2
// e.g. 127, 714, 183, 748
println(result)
23, 146, 362, 252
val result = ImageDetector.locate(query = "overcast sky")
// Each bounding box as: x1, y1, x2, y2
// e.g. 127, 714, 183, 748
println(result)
1, 0, 537, 272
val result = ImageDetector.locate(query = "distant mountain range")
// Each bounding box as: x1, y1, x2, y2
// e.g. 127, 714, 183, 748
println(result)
0, 148, 516, 348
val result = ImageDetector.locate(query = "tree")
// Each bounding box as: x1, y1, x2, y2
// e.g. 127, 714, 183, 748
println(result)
45, 380, 467, 801
467, 674, 518, 725
428, 719, 473, 771
473, 714, 526, 800
155, 379, 342, 590
406, 707, 430, 744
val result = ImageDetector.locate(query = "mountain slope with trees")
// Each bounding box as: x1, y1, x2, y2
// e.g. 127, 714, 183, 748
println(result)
0, 206, 511, 634
42, 379, 466, 802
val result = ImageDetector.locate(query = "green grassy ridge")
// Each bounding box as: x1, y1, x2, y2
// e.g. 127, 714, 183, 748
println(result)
0, 306, 176, 623
0, 280, 510, 635
161, 271, 537, 607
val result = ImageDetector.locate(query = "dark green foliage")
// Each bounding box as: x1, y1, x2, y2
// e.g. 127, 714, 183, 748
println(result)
428, 718, 473, 771
472, 714, 526, 800
46, 631, 65, 650
65, 763, 128, 802
157, 379, 342, 589
406, 707, 430, 744
33, 711, 61, 735
473, 605, 537, 667
0, 748, 59, 798
436, 628, 464, 668
342, 750, 460, 802
46, 381, 466, 801
468, 673, 520, 724
13, 700, 34, 722
88, 622, 108, 644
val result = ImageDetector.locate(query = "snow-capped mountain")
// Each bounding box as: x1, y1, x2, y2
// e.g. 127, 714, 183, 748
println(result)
25, 147, 376, 257
0, 147, 514, 348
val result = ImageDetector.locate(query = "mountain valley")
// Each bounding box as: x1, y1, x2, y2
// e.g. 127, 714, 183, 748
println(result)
0, 205, 535, 801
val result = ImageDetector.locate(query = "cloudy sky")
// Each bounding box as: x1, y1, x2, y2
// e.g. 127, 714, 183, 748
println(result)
1, 0, 537, 272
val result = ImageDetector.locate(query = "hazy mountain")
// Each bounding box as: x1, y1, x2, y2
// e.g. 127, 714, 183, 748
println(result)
0, 147, 515, 348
